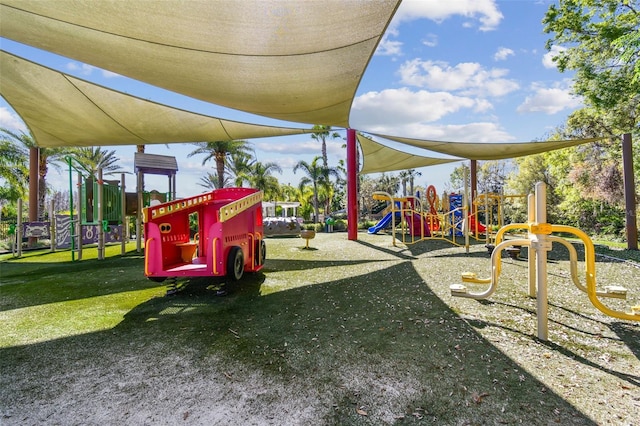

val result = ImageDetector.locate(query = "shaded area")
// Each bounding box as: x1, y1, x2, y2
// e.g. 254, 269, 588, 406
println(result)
1, 260, 596, 425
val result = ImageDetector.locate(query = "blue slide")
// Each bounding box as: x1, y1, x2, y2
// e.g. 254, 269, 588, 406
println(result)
368, 211, 401, 234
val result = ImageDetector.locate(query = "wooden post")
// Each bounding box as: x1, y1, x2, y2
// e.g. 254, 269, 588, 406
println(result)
622, 133, 638, 250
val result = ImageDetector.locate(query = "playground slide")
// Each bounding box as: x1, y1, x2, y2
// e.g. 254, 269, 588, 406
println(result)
468, 215, 487, 233
405, 213, 436, 237
368, 211, 401, 234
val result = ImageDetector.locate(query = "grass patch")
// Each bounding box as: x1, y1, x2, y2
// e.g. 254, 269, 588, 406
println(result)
0, 235, 638, 424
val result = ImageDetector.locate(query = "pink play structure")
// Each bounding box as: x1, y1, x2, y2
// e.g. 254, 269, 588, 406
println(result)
143, 188, 265, 282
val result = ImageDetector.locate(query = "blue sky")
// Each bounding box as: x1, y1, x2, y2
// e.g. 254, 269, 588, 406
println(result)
0, 0, 581, 199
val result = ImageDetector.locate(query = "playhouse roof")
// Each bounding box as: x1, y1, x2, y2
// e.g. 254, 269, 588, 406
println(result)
134, 153, 178, 177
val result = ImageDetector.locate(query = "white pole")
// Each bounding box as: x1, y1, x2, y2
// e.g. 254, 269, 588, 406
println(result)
534, 182, 549, 341
463, 165, 469, 253
16, 198, 22, 257
50, 199, 56, 252
527, 193, 536, 298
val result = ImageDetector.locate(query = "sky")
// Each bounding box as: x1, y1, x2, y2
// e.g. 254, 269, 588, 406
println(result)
0, 0, 582, 200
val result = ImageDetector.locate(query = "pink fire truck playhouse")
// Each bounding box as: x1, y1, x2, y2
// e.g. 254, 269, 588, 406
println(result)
143, 188, 265, 283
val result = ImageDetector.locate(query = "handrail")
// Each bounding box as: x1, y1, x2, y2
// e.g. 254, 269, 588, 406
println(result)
552, 225, 638, 321
218, 191, 263, 223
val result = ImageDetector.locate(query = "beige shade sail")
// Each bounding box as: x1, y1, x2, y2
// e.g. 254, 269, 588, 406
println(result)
358, 133, 461, 174
0, 50, 314, 148
0, 0, 400, 128
374, 133, 605, 161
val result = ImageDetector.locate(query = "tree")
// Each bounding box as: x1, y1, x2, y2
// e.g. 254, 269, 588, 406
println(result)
71, 146, 126, 178
0, 138, 29, 206
405, 168, 422, 197
188, 140, 252, 189
198, 172, 228, 191
247, 161, 282, 200
294, 156, 333, 223
376, 172, 400, 196
311, 125, 341, 168
1, 128, 67, 219
543, 0, 640, 131
227, 150, 256, 187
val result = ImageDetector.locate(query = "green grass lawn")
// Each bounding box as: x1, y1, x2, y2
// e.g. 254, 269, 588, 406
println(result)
1, 235, 638, 425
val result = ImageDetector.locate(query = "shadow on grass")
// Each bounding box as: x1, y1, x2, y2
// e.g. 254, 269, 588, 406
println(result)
0, 251, 156, 311
263, 257, 387, 273
0, 260, 597, 425
464, 298, 639, 386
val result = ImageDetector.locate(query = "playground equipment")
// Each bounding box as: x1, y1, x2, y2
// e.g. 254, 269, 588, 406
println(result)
65, 157, 128, 260
143, 187, 265, 282
299, 229, 316, 249
451, 182, 639, 341
368, 186, 476, 249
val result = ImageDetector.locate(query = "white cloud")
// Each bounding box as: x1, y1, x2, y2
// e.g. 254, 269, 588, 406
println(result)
255, 139, 343, 156
102, 70, 121, 79
398, 59, 519, 97
494, 47, 514, 61
516, 82, 582, 114
0, 107, 27, 132
365, 122, 514, 143
391, 0, 503, 31
422, 34, 438, 47
375, 34, 403, 56
542, 45, 566, 69
66, 62, 95, 76
351, 88, 493, 130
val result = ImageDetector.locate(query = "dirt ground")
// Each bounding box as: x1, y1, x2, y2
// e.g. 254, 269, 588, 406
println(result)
1, 233, 639, 425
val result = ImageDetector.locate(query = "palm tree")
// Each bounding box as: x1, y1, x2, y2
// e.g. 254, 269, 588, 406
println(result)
247, 161, 282, 199
198, 172, 228, 191
311, 125, 341, 168
1, 128, 67, 219
406, 168, 422, 197
188, 140, 252, 189
227, 150, 256, 187
296, 181, 315, 221
294, 156, 339, 223
70, 146, 126, 178
0, 138, 29, 205
399, 170, 409, 197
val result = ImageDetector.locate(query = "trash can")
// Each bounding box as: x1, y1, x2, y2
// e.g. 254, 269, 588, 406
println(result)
325, 217, 335, 233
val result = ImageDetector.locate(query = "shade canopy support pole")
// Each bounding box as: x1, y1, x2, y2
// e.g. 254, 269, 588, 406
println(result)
347, 128, 358, 240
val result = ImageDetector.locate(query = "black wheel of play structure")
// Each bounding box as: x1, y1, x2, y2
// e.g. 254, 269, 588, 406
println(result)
255, 239, 266, 266
147, 276, 166, 283
227, 246, 244, 281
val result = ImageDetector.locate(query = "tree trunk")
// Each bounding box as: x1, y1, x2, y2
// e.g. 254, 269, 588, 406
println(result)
215, 152, 226, 189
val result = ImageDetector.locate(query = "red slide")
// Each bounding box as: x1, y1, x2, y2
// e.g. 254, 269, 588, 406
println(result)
405, 213, 438, 237
468, 215, 486, 233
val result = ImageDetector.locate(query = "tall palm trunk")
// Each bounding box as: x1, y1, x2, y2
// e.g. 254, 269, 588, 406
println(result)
215, 152, 226, 189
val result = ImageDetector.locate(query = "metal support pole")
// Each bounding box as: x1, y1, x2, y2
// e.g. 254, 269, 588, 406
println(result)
121, 173, 126, 255
534, 182, 549, 341
16, 198, 22, 257
50, 199, 56, 252
463, 165, 469, 252
77, 171, 83, 260
347, 128, 358, 240
28, 147, 39, 247
527, 193, 536, 298
470, 160, 477, 216
622, 133, 638, 250
97, 168, 104, 260
136, 170, 143, 252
